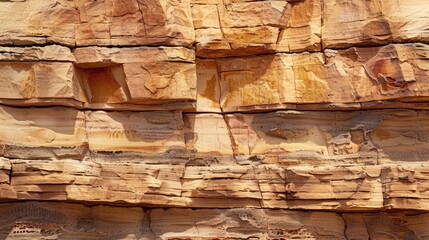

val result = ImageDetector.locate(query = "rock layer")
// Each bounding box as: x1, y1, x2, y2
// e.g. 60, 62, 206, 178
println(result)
1, 43, 429, 112
1, 106, 429, 211
0, 0, 194, 47
0, 0, 429, 239
2, 158, 429, 210
0, 202, 428, 239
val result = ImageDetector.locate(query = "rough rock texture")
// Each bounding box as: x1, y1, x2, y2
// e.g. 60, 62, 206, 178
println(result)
0, 45, 196, 110
1, 0, 429, 239
322, 0, 429, 48
1, 202, 428, 239
0, 0, 194, 47
198, 43, 429, 112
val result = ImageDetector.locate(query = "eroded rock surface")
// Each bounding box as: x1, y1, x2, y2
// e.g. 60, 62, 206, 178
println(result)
0, 0, 194, 47
1, 0, 429, 239
0, 202, 428, 239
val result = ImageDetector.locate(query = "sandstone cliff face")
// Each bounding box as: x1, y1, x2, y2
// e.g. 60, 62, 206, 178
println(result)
0, 0, 429, 239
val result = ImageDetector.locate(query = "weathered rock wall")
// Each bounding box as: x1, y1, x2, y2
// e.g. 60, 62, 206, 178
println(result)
0, 0, 429, 239
1, 202, 429, 239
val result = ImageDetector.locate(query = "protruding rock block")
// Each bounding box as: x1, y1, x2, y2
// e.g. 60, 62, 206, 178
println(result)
217, 54, 297, 111
193, 0, 321, 57
195, 59, 222, 112
276, 0, 321, 53
74, 47, 196, 104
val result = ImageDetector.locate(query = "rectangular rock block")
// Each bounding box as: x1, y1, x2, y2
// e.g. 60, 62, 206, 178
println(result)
322, 0, 429, 48
0, 0, 77, 46
0, 106, 87, 160
183, 114, 233, 154
85, 110, 185, 152
0, 62, 78, 100
0, 202, 147, 239
194, 0, 322, 57
225, 110, 429, 164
